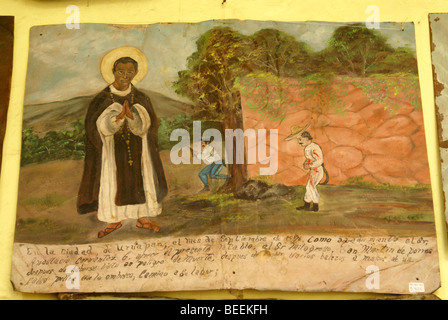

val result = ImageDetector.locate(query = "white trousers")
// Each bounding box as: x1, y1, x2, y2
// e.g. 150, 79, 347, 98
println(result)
304, 166, 324, 203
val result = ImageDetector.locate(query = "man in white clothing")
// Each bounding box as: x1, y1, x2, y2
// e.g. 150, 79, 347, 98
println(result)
285, 124, 326, 212
191, 136, 229, 193
296, 131, 324, 212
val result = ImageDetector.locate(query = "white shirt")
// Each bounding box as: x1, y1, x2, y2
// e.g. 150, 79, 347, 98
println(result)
109, 84, 132, 96
304, 142, 323, 168
194, 144, 222, 165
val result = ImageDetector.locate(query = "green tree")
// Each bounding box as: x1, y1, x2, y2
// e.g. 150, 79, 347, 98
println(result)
248, 28, 313, 77
367, 46, 418, 74
325, 23, 394, 76
173, 27, 252, 191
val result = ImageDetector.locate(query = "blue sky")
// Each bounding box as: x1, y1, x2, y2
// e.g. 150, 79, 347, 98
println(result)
24, 20, 416, 105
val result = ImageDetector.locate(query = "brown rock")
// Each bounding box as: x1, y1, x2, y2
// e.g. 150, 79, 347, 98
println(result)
323, 161, 348, 184
248, 128, 288, 158
254, 126, 276, 145
277, 110, 313, 137
344, 83, 357, 93
325, 146, 363, 170
363, 155, 408, 177
360, 136, 413, 158
408, 145, 429, 163
351, 122, 371, 137
292, 155, 306, 168
273, 153, 295, 174
343, 88, 372, 112
315, 114, 331, 127
342, 165, 369, 178
275, 139, 303, 157
252, 120, 269, 130
409, 110, 425, 127
411, 130, 427, 146
247, 154, 292, 177
319, 141, 337, 155
247, 164, 260, 178
273, 166, 308, 186
243, 117, 260, 130
358, 103, 392, 128
371, 115, 418, 139
311, 127, 330, 144
405, 158, 429, 177
327, 111, 364, 128
324, 127, 365, 147
391, 100, 416, 115
414, 168, 431, 184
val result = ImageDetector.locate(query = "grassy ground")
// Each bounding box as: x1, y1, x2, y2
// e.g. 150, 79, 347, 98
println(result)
14, 154, 436, 245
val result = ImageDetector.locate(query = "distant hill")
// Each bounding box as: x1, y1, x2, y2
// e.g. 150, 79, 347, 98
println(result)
23, 89, 194, 135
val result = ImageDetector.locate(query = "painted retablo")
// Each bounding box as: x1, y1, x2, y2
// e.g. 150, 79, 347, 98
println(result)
11, 21, 439, 294
429, 14, 448, 230
0, 16, 14, 173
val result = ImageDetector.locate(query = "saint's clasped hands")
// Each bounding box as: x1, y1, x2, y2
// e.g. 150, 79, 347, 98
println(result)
116, 100, 134, 121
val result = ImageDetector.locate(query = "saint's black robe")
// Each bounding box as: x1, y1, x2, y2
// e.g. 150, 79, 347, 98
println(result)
77, 86, 168, 214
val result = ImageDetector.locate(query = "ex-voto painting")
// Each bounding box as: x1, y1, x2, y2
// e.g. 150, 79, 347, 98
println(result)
0, 16, 14, 173
430, 13, 448, 234
11, 21, 439, 295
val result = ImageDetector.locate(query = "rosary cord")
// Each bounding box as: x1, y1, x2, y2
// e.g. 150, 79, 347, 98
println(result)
110, 86, 135, 167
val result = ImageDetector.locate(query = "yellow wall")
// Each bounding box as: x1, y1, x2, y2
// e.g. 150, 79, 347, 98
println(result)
0, 0, 447, 300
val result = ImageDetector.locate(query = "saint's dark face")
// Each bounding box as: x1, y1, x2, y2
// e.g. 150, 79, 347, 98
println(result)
112, 62, 137, 91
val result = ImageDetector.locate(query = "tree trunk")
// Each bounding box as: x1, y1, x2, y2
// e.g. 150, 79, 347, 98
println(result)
220, 93, 247, 193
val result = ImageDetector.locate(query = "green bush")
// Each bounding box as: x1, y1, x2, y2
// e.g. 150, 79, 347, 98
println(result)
21, 116, 222, 165
21, 119, 86, 166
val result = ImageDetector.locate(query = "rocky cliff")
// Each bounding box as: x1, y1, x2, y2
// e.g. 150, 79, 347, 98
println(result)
241, 77, 429, 186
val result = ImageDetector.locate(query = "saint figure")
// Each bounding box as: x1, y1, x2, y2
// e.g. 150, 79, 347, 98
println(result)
77, 46, 168, 238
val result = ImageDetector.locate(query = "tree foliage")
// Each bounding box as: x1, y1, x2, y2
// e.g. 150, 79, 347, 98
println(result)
366, 46, 418, 74
324, 23, 394, 76
173, 27, 251, 122
247, 28, 312, 77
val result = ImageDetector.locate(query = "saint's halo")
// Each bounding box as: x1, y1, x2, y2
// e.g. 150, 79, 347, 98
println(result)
100, 46, 148, 85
